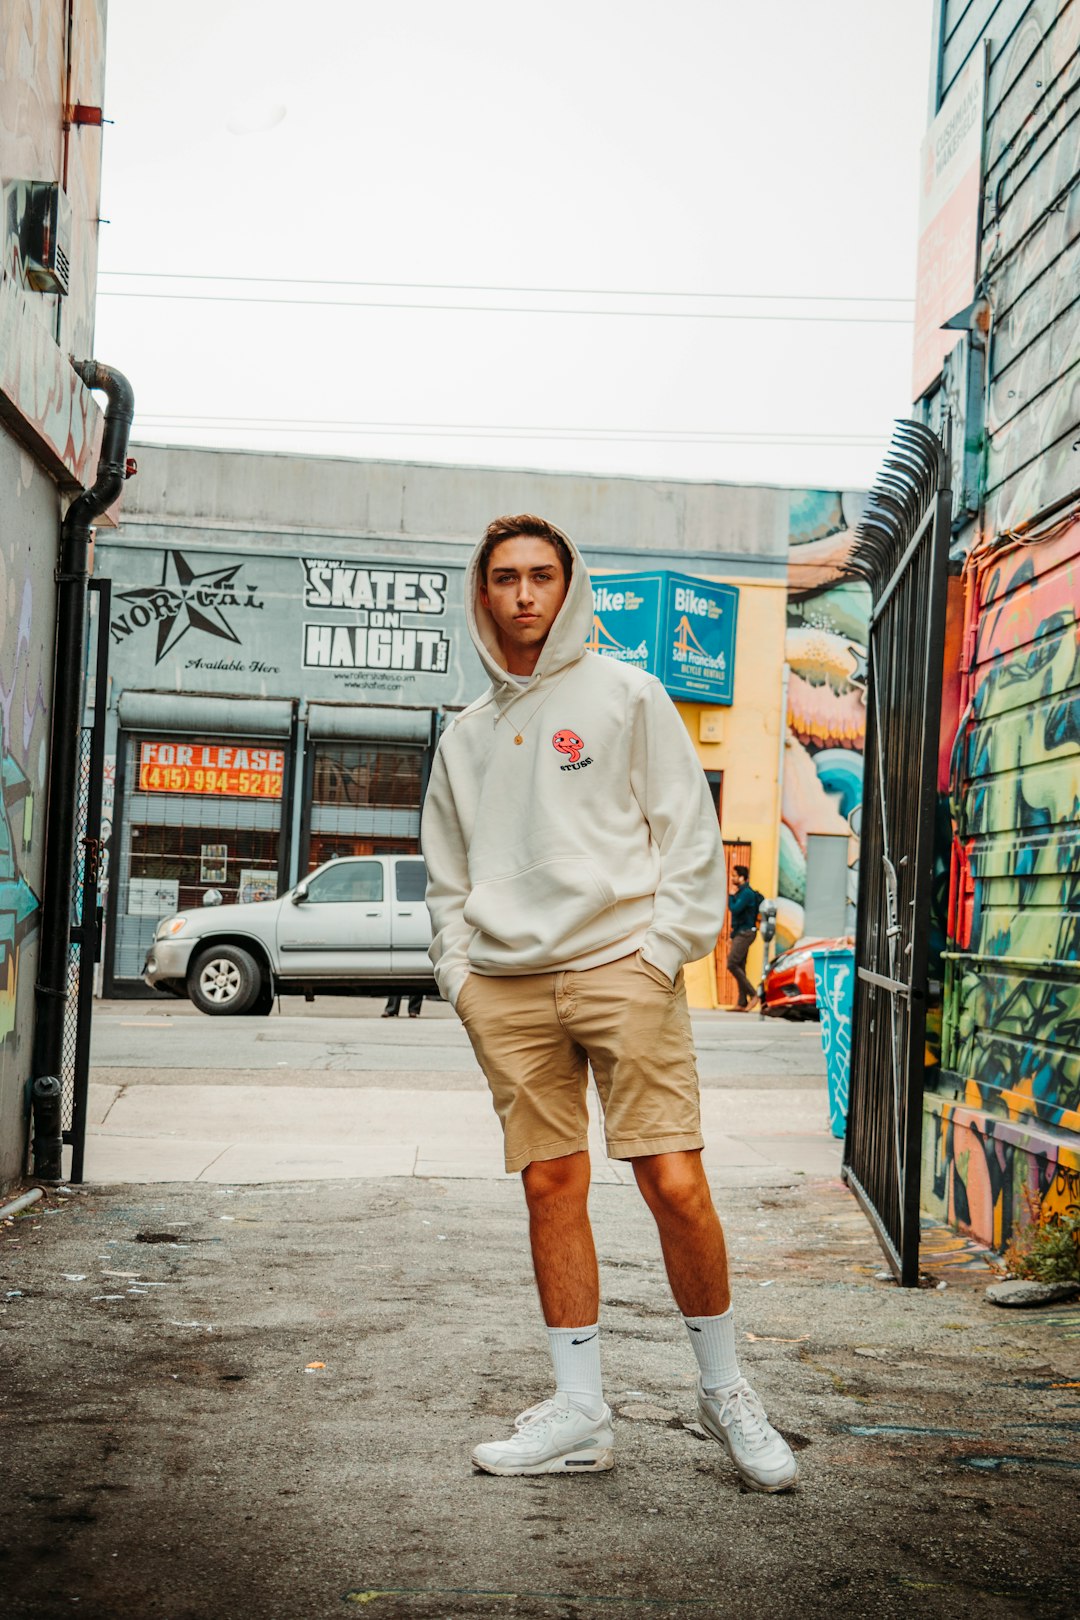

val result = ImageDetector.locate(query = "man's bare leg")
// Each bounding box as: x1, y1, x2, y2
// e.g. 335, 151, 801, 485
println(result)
522, 1150, 599, 1326
631, 1149, 730, 1315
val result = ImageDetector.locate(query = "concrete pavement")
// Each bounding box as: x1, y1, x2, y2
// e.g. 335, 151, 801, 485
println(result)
85, 998, 842, 1187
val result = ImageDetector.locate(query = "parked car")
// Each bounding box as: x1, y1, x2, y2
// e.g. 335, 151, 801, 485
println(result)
143, 854, 437, 1015
759, 935, 853, 1020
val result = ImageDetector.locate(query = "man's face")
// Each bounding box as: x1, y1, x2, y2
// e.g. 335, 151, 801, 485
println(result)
479, 537, 569, 662
734, 873, 747, 888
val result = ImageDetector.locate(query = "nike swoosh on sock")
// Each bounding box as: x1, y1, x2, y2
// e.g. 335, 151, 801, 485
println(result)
571, 1333, 598, 1345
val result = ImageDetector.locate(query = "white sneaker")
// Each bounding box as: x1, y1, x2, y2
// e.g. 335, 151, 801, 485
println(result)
697, 1377, 798, 1492
471, 1392, 615, 1476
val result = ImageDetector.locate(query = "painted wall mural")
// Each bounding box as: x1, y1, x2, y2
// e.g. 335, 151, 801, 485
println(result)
924, 514, 1080, 1249
0, 445, 49, 1073
780, 490, 870, 947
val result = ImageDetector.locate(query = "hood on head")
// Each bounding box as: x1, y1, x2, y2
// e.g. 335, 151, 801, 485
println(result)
464, 521, 594, 690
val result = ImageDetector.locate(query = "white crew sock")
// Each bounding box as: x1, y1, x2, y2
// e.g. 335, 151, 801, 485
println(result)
683, 1307, 741, 1393
547, 1324, 606, 1419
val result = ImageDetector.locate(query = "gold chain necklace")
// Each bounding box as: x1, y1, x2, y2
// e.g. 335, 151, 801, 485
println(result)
492, 665, 575, 746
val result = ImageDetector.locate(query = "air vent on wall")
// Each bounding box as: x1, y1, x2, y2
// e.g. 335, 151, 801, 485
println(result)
23, 182, 73, 295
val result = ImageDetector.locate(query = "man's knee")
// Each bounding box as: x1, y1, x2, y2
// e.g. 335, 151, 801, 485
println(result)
522, 1151, 589, 1212
634, 1151, 713, 1221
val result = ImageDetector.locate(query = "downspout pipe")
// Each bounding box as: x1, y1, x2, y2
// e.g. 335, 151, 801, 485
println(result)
31, 361, 134, 1180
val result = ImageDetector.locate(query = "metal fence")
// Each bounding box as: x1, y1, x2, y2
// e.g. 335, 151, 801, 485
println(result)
843, 422, 951, 1285
59, 579, 110, 1183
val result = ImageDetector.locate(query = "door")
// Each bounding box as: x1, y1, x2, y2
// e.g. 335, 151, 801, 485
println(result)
276, 857, 391, 976
714, 840, 752, 1007
390, 856, 433, 972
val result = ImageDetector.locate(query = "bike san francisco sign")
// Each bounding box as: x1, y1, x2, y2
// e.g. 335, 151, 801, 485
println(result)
588, 571, 739, 704
301, 560, 451, 675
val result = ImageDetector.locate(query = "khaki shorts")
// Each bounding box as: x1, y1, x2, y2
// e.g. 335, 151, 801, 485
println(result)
456, 951, 704, 1174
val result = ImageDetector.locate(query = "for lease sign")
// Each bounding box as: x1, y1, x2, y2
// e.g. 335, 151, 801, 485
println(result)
138, 741, 285, 799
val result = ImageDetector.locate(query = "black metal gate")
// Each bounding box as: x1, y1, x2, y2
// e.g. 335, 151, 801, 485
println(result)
843, 422, 951, 1285
60, 577, 110, 1183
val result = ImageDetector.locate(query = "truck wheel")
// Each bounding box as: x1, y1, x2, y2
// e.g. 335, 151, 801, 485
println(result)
189, 944, 263, 1015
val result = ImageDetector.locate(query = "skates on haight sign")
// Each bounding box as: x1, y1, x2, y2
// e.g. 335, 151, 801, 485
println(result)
587, 571, 739, 705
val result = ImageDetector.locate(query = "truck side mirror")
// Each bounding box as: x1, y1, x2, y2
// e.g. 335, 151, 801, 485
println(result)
291, 882, 309, 905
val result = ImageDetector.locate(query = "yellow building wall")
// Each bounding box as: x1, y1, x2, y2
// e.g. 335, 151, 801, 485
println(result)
675, 578, 788, 1010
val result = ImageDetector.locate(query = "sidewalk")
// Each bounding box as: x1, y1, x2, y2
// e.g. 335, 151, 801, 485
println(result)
84, 1002, 842, 1187
3, 1171, 1078, 1619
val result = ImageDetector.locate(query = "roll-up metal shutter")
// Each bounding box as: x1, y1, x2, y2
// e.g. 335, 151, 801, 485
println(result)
117, 692, 294, 737
307, 704, 432, 743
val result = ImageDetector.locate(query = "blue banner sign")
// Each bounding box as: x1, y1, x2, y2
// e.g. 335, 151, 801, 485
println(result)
588, 571, 739, 704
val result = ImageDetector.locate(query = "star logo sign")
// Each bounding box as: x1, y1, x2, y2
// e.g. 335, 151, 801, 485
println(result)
114, 551, 264, 664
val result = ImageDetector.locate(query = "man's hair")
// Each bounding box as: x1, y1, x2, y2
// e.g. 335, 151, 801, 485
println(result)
734, 864, 750, 881
478, 514, 573, 586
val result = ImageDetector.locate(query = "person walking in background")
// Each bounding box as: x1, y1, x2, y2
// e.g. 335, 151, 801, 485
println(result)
422, 513, 797, 1492
726, 864, 763, 1012
382, 992, 423, 1018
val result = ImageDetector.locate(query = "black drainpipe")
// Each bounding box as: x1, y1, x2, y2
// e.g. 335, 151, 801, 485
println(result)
31, 361, 134, 1180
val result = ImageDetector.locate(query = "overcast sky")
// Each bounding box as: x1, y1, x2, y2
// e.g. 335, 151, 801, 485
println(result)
95, 0, 934, 495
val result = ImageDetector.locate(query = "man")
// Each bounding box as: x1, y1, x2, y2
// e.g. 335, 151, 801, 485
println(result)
382, 992, 423, 1018
726, 864, 764, 1012
422, 514, 796, 1491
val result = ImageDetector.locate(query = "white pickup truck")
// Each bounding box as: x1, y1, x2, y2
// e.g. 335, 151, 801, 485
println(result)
142, 854, 436, 1015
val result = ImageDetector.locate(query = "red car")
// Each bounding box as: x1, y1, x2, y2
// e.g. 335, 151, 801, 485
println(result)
759, 936, 854, 1020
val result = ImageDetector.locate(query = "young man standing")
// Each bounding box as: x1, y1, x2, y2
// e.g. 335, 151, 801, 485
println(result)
422, 514, 796, 1491
727, 864, 764, 1012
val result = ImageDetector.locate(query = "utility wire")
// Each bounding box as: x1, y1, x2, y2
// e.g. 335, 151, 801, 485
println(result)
97, 289, 912, 323
134, 418, 888, 447
98, 268, 915, 304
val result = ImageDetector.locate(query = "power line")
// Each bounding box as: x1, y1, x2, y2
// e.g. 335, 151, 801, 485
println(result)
134, 416, 888, 447
98, 268, 915, 304
97, 289, 913, 323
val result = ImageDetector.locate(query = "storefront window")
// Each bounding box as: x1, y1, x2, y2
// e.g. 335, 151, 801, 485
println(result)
110, 734, 285, 982
307, 743, 423, 867
312, 746, 421, 807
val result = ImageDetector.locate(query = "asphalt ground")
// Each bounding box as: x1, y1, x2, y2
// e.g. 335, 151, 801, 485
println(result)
2, 1000, 1075, 1618
3, 1175, 1078, 1620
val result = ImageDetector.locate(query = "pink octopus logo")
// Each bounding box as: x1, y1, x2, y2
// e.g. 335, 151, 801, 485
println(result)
552, 729, 584, 764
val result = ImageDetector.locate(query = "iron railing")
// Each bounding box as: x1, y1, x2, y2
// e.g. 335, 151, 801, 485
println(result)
843, 421, 951, 1285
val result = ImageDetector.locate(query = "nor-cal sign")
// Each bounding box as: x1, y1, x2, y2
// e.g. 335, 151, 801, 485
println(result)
588, 571, 738, 705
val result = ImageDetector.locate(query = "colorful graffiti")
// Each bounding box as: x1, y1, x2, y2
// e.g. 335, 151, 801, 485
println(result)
780, 490, 870, 947
0, 479, 47, 1053
0, 724, 39, 1044
924, 1097, 1080, 1253
927, 514, 1080, 1249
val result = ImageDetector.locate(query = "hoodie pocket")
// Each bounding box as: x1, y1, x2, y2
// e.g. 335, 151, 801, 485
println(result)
464, 857, 617, 962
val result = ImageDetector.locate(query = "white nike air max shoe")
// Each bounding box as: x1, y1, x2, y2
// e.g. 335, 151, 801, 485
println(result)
697, 1377, 798, 1492
471, 1392, 615, 1476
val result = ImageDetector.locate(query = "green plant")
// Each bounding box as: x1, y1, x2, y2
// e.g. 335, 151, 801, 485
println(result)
1000, 1190, 1080, 1284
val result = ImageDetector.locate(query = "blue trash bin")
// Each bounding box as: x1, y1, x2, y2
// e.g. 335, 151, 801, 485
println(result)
812, 946, 855, 1139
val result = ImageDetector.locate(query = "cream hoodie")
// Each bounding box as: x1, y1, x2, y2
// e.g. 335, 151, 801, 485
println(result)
421, 525, 726, 1007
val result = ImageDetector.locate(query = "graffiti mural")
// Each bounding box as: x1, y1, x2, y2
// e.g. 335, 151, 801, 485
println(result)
925, 513, 1080, 1248
0, 728, 39, 1043
0, 445, 48, 1062
780, 490, 870, 947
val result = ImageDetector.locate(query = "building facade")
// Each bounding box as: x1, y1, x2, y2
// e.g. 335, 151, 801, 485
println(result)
0, 0, 113, 1190
96, 444, 868, 1010
914, 0, 1080, 1246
